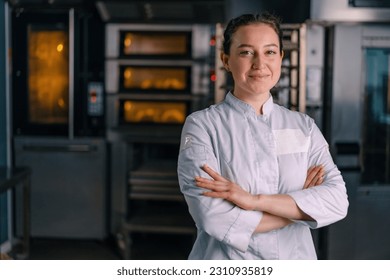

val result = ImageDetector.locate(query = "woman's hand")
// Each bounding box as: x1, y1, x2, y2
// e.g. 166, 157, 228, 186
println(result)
195, 164, 258, 210
195, 164, 325, 211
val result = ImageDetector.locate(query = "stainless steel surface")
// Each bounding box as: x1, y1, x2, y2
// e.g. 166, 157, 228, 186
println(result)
355, 186, 390, 259
95, 0, 225, 23
14, 137, 107, 239
108, 140, 127, 234
0, 167, 31, 259
298, 24, 307, 113
331, 24, 363, 148
68, 9, 74, 140
311, 0, 390, 22
327, 24, 364, 260
305, 22, 325, 129
326, 23, 390, 259
4, 2, 11, 167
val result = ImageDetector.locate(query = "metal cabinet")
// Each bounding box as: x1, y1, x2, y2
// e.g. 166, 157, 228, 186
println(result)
109, 128, 195, 259
14, 137, 107, 239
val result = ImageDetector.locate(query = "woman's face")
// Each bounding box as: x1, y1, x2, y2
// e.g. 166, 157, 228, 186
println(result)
222, 23, 283, 99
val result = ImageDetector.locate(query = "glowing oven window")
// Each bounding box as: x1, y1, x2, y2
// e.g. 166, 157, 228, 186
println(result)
28, 27, 69, 124
122, 32, 190, 56
123, 101, 186, 124
122, 66, 188, 91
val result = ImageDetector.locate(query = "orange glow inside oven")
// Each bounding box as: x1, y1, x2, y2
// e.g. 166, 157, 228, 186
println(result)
123, 32, 188, 55
28, 29, 69, 124
123, 101, 186, 124
123, 67, 187, 90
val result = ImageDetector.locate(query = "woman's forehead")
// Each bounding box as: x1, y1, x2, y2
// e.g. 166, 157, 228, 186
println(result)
235, 23, 276, 35
232, 24, 279, 45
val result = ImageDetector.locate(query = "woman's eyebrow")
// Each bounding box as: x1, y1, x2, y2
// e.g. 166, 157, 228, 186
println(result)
237, 43, 279, 49
237, 43, 254, 48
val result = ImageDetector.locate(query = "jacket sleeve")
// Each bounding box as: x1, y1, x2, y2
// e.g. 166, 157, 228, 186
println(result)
288, 121, 349, 228
177, 114, 263, 252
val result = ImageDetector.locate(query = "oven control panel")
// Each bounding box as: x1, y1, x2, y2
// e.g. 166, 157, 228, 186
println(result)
87, 82, 104, 116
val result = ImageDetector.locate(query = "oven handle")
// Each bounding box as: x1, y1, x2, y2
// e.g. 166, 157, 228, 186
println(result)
68, 8, 75, 139
22, 144, 98, 153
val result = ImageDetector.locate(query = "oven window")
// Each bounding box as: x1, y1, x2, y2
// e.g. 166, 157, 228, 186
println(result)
28, 26, 69, 124
120, 66, 189, 92
362, 48, 390, 184
121, 100, 186, 124
121, 31, 190, 57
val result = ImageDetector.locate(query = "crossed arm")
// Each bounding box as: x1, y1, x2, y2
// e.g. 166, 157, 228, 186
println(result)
195, 164, 324, 233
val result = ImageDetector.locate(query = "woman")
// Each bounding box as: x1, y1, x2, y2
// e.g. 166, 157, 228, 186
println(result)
177, 13, 348, 259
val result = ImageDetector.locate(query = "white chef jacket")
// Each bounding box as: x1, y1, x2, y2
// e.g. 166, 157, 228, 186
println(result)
177, 92, 349, 260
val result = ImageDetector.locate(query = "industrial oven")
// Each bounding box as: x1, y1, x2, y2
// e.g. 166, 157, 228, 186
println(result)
305, 20, 390, 259
329, 24, 390, 259
105, 23, 214, 258
11, 6, 108, 239
105, 24, 212, 128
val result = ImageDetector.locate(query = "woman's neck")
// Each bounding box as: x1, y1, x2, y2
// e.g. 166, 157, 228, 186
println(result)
232, 90, 270, 115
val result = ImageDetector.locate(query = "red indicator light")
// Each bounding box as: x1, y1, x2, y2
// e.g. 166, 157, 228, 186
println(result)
210, 35, 216, 46
90, 91, 97, 103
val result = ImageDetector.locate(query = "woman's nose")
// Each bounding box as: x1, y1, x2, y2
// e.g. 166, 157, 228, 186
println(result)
252, 55, 264, 69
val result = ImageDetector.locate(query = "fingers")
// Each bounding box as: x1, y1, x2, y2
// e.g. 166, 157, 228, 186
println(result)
202, 191, 228, 199
195, 164, 234, 195
195, 175, 229, 192
316, 166, 325, 185
313, 169, 324, 186
195, 175, 231, 200
201, 164, 228, 182
304, 165, 325, 189
303, 166, 318, 189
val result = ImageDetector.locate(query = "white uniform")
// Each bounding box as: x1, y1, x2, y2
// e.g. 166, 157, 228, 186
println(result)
177, 92, 349, 259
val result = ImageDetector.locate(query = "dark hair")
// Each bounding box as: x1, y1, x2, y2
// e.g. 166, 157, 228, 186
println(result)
222, 12, 283, 55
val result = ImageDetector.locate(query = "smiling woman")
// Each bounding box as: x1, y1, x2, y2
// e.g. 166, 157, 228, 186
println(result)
220, 22, 283, 113
177, 12, 349, 260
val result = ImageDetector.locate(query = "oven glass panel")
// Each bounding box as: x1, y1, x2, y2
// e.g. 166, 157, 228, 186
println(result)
121, 31, 190, 56
121, 66, 188, 92
28, 26, 69, 124
362, 48, 390, 184
122, 101, 186, 124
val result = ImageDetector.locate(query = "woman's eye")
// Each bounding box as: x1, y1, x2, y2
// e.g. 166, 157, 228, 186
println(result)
239, 50, 254, 56
266, 50, 277, 55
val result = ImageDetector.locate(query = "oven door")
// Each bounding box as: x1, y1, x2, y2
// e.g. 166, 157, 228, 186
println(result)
119, 65, 191, 94
329, 24, 390, 259
106, 59, 208, 95
12, 10, 71, 136
119, 99, 188, 125
354, 45, 390, 259
119, 30, 191, 59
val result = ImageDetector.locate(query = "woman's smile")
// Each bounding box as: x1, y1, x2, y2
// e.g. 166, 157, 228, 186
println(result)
221, 23, 283, 112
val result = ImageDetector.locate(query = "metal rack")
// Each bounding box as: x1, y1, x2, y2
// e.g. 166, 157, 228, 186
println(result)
118, 131, 196, 259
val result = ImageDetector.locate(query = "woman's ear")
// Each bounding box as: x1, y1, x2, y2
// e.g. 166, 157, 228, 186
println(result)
220, 52, 230, 72
281, 50, 284, 59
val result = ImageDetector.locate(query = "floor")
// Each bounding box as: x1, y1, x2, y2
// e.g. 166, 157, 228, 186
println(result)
28, 238, 121, 260
28, 233, 193, 260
